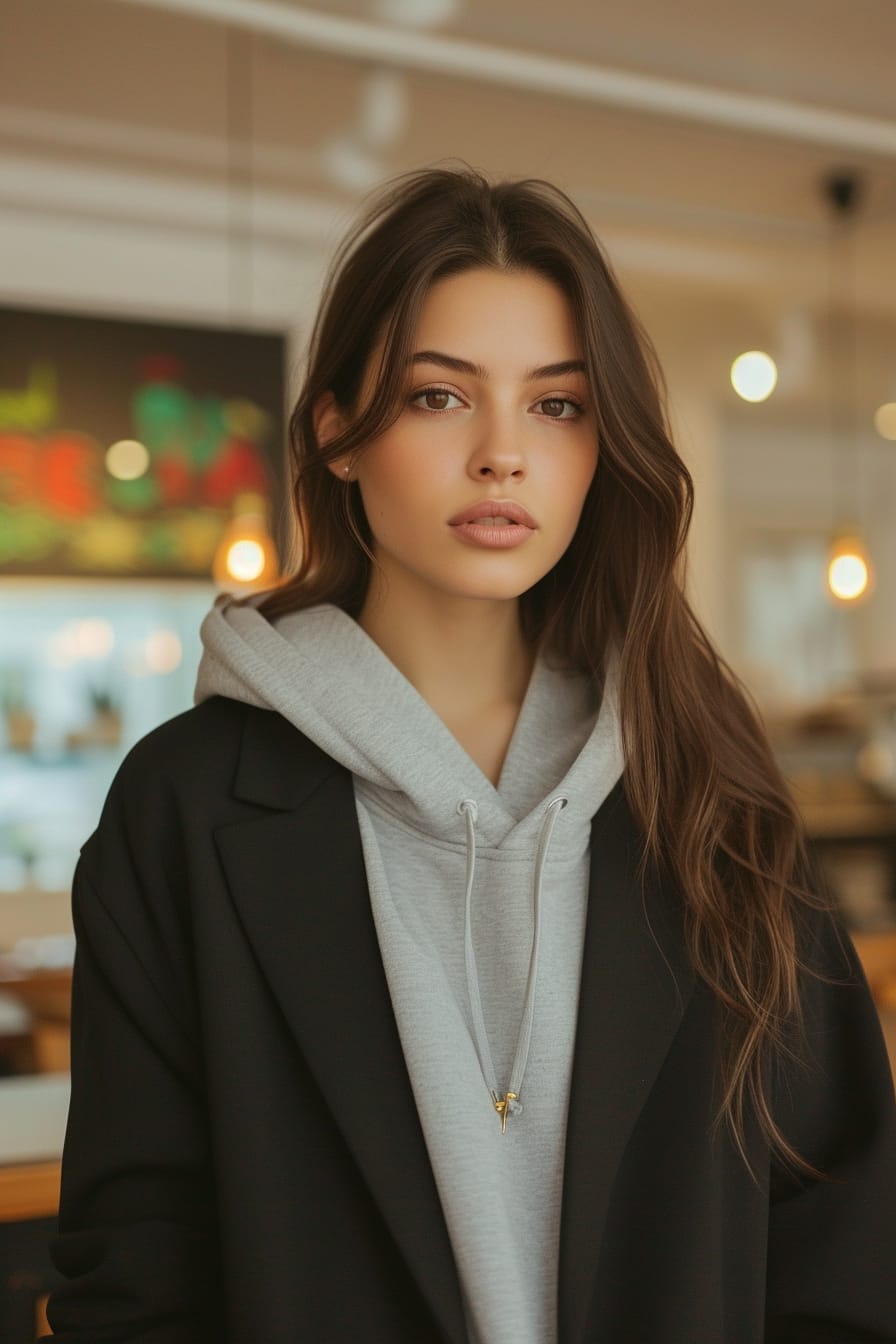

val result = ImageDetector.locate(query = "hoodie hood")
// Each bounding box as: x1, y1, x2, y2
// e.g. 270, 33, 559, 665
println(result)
194, 593, 625, 850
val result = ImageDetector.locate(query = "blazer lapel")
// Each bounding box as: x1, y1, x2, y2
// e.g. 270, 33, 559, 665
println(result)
558, 783, 695, 1344
213, 705, 468, 1344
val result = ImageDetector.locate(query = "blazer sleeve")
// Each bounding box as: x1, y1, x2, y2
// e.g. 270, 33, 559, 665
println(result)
765, 907, 896, 1342
43, 765, 223, 1342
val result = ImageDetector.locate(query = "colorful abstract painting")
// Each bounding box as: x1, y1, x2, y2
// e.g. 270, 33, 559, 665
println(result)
0, 307, 285, 578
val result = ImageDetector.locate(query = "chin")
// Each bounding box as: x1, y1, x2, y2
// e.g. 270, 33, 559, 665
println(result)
435, 572, 547, 603
374, 547, 556, 605
446, 555, 559, 600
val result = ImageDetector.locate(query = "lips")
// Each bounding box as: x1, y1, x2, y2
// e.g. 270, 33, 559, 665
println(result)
448, 500, 537, 528
447, 499, 537, 551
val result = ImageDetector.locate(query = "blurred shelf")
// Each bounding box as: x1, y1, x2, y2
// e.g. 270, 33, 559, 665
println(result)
0, 745, 119, 767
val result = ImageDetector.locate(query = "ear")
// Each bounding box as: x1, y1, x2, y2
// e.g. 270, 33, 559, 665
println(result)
313, 392, 354, 480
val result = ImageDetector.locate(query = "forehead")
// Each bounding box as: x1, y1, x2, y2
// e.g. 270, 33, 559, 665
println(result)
413, 268, 581, 369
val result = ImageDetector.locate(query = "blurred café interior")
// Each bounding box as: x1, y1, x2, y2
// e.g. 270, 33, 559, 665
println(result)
1, 0, 896, 1335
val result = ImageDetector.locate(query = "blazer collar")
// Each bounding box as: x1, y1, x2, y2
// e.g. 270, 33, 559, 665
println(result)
219, 703, 694, 1344
230, 695, 339, 810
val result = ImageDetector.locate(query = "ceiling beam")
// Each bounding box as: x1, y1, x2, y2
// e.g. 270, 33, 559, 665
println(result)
113, 0, 896, 157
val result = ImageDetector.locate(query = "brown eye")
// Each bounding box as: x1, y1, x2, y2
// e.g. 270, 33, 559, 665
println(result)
536, 396, 582, 420
410, 386, 463, 412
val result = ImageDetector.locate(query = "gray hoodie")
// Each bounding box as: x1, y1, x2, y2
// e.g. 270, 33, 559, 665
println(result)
194, 595, 624, 1344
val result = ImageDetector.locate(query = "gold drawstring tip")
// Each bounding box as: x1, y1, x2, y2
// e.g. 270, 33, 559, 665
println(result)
492, 1091, 519, 1134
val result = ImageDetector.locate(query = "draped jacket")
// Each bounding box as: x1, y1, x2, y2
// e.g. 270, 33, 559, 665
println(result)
45, 695, 896, 1342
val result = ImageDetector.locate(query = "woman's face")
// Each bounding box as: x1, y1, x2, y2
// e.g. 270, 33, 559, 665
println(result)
325, 267, 599, 607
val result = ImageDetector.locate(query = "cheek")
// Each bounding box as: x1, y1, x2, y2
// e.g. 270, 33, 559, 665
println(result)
550, 445, 598, 522
355, 439, 442, 530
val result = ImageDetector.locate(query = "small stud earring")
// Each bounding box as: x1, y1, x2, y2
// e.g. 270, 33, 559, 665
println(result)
343, 466, 350, 476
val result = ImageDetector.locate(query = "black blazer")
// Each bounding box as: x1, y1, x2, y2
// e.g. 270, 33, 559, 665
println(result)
45, 695, 896, 1343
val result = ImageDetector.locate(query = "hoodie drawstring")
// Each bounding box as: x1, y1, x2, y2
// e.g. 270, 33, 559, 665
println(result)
458, 795, 568, 1134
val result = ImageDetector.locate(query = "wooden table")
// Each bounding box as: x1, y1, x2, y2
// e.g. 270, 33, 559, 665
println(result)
0, 1162, 60, 1226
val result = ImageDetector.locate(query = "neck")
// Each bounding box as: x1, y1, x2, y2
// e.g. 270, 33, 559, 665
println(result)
358, 577, 535, 724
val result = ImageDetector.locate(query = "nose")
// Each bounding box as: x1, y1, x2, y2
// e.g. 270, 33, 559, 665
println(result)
466, 408, 526, 484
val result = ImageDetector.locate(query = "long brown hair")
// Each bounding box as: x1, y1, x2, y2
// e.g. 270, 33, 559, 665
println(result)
255, 165, 827, 1172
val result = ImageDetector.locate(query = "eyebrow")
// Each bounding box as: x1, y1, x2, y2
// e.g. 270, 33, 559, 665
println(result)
410, 350, 587, 382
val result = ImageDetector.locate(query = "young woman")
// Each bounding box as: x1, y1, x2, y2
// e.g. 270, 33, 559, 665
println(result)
46, 167, 896, 1344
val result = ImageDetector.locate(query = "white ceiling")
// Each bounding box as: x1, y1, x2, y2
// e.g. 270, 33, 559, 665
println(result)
1, 0, 895, 405
293, 0, 896, 124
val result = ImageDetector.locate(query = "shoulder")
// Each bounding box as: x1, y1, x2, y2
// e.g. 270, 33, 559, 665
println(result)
78, 696, 341, 912
85, 697, 323, 858
95, 697, 246, 821
94, 696, 342, 839
75, 699, 238, 863
112, 695, 302, 797
119, 694, 251, 776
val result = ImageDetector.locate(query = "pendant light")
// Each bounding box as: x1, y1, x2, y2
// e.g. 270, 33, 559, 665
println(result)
211, 27, 278, 592
823, 170, 871, 603
213, 492, 279, 590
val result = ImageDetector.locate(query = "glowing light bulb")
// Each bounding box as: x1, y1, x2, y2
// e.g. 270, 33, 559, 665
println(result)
225, 538, 266, 583
827, 540, 870, 601
212, 494, 278, 590
730, 351, 778, 403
